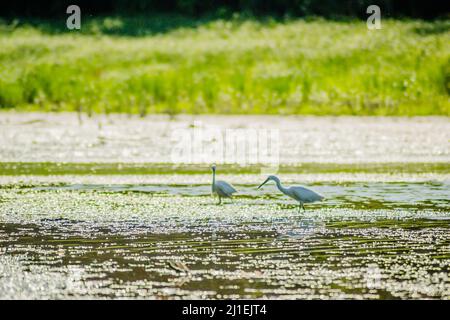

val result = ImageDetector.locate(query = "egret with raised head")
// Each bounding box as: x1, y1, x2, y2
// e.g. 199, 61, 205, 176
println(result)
258, 175, 324, 211
211, 165, 237, 205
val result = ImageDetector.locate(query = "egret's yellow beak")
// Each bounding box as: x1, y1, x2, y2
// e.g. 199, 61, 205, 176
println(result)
257, 178, 270, 189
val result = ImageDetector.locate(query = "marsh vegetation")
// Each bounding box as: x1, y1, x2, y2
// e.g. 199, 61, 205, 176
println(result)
0, 17, 449, 115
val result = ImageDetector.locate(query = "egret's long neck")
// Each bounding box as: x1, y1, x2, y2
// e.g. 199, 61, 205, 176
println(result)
212, 170, 216, 191
275, 179, 289, 195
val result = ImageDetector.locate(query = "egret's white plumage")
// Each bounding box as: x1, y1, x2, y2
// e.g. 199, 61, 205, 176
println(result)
258, 175, 324, 211
211, 165, 237, 204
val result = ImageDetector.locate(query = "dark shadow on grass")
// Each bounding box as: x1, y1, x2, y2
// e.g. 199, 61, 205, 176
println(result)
412, 19, 450, 36
0, 13, 294, 37
1, 14, 368, 37
1, 14, 212, 36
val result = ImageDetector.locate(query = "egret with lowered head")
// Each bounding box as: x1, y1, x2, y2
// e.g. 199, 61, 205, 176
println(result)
258, 175, 324, 211
211, 165, 237, 205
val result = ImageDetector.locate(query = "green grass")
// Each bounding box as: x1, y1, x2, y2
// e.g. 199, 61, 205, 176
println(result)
0, 16, 449, 115
1, 162, 448, 175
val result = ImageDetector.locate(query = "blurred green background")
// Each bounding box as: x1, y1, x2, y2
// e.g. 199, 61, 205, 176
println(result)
0, 1, 448, 115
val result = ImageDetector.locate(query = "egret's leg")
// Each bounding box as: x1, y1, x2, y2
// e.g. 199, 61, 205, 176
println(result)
302, 203, 306, 211
217, 196, 222, 205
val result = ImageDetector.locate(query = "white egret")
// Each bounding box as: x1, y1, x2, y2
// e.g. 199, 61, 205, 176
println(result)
257, 175, 324, 211
211, 165, 237, 205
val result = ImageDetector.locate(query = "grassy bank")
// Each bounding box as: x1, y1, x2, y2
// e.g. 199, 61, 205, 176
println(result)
0, 16, 449, 115
1, 162, 448, 175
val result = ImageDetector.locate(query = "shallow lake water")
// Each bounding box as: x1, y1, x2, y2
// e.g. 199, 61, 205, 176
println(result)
1, 113, 449, 163
0, 177, 449, 299
0, 114, 449, 299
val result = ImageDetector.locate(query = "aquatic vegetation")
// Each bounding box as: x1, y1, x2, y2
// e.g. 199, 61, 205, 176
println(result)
0, 114, 448, 298
0, 179, 449, 299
